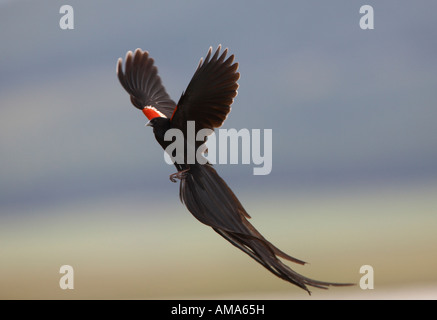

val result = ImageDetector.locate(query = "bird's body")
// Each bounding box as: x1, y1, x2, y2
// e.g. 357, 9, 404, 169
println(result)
117, 46, 351, 294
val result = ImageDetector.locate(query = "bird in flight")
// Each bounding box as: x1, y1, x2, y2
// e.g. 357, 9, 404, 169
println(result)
116, 45, 351, 294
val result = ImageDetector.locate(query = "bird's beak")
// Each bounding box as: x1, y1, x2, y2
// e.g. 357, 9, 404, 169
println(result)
145, 121, 152, 127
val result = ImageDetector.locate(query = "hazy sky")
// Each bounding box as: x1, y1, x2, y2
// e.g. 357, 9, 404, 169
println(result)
1, 0, 437, 300
1, 1, 437, 208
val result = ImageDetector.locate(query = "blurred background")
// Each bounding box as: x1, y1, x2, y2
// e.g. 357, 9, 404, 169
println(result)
1, 0, 436, 299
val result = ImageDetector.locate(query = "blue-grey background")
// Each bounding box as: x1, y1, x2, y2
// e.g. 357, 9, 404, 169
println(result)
1, 0, 436, 299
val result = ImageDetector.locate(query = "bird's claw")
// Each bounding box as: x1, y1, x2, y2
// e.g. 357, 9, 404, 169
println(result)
169, 169, 190, 183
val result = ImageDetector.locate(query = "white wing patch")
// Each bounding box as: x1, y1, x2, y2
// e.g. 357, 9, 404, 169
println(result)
142, 106, 167, 120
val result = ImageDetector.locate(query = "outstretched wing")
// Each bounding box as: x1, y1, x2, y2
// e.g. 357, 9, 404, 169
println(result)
170, 45, 240, 134
117, 48, 176, 118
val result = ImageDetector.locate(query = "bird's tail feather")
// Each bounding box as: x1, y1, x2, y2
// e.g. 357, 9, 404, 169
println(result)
179, 164, 353, 294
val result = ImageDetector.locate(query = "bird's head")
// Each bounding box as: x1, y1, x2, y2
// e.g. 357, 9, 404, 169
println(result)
143, 106, 167, 127
146, 117, 169, 129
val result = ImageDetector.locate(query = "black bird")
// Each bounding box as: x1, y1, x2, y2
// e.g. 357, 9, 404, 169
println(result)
117, 45, 351, 294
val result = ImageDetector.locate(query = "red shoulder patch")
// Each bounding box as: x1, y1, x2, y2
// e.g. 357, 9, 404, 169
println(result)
142, 106, 167, 120
170, 105, 178, 121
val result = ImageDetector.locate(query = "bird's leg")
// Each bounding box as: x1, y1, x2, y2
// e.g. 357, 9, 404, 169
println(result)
169, 168, 190, 183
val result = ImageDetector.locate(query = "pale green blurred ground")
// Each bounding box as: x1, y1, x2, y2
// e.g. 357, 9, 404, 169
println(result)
1, 181, 436, 299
